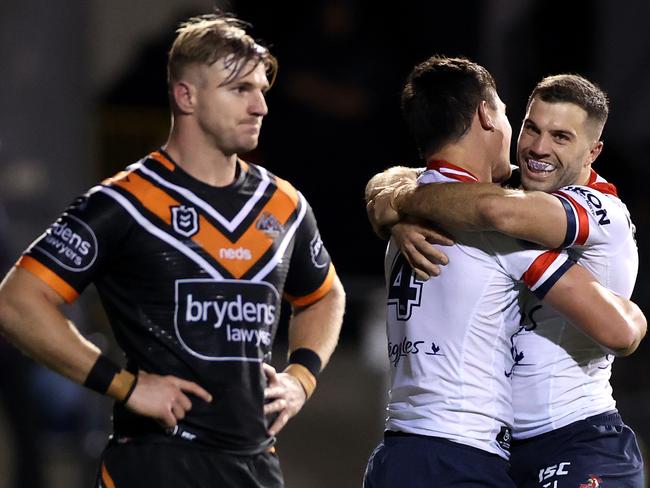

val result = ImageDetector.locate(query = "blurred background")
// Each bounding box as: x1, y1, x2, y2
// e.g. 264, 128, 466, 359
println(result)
0, 0, 648, 486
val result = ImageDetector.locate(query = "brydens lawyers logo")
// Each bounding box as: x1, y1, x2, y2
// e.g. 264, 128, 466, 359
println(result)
171, 205, 199, 237
174, 279, 279, 361
35, 215, 98, 272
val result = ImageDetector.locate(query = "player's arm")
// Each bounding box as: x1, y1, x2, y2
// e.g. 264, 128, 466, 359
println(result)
0, 267, 212, 429
264, 274, 345, 436
390, 182, 568, 249
365, 166, 452, 278
365, 164, 569, 248
365, 166, 422, 239
542, 264, 646, 356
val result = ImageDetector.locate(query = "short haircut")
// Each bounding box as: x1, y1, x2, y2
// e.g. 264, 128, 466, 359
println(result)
401, 55, 497, 156
167, 11, 277, 88
527, 74, 609, 130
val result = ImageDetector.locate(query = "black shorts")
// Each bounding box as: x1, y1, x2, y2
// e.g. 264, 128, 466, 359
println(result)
363, 431, 516, 488
96, 437, 284, 488
510, 411, 644, 487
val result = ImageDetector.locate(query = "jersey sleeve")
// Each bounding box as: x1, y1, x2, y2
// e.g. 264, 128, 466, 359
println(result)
16, 186, 131, 302
282, 196, 335, 307
552, 186, 632, 248
485, 233, 574, 300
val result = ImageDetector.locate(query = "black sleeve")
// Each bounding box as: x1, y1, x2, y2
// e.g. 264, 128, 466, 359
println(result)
18, 186, 132, 301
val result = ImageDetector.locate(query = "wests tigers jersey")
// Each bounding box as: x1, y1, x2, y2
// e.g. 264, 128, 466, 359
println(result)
512, 170, 638, 439
18, 150, 335, 453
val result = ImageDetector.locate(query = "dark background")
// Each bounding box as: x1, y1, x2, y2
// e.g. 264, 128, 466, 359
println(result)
0, 1, 648, 486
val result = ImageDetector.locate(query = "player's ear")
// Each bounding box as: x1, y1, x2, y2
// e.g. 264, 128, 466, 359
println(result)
587, 140, 604, 166
477, 100, 495, 131
172, 81, 196, 114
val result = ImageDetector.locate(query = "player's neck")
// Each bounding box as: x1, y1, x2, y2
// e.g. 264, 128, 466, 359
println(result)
430, 143, 491, 183
163, 132, 237, 187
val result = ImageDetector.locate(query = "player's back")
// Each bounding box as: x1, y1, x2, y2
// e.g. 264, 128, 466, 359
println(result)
512, 171, 638, 438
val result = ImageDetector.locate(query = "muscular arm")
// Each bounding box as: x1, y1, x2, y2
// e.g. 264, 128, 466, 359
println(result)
392, 182, 568, 249
287, 274, 345, 370
0, 267, 211, 428
0, 268, 100, 381
264, 275, 345, 435
542, 264, 646, 356
366, 165, 569, 249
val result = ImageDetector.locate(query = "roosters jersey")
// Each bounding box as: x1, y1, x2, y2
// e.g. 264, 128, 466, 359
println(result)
17, 150, 335, 453
384, 161, 573, 459
512, 170, 638, 439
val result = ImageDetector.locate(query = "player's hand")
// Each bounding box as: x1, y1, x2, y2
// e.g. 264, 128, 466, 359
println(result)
125, 371, 212, 429
367, 182, 417, 239
392, 220, 454, 280
263, 363, 306, 436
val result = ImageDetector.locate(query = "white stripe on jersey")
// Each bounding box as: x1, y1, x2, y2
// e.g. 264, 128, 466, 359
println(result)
251, 192, 308, 281
133, 161, 271, 233
96, 186, 224, 281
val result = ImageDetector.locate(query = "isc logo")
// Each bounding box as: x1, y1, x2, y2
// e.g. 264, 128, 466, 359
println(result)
539, 462, 571, 486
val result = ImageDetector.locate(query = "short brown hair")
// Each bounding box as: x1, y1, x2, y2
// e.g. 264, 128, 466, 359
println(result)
167, 11, 277, 87
528, 74, 609, 128
401, 55, 498, 156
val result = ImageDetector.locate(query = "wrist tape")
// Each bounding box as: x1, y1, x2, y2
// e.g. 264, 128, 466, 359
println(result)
84, 354, 137, 403
284, 348, 322, 399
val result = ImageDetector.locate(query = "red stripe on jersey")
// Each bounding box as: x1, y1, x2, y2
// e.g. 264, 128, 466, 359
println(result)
426, 159, 479, 182
556, 191, 589, 245
587, 169, 618, 196
521, 250, 562, 288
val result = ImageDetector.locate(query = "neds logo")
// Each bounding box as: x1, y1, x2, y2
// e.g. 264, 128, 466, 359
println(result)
219, 247, 252, 261
37, 215, 98, 271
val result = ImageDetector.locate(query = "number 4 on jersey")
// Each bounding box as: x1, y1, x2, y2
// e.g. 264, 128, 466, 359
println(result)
388, 254, 423, 321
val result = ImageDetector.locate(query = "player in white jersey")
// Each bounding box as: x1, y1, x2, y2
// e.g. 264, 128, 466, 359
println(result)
362, 60, 645, 488
366, 74, 646, 487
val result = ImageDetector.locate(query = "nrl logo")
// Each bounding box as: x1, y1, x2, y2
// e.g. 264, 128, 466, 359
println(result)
171, 205, 199, 237
256, 212, 284, 237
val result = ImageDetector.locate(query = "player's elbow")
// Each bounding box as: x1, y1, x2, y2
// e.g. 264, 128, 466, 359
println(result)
0, 285, 22, 339
607, 307, 647, 357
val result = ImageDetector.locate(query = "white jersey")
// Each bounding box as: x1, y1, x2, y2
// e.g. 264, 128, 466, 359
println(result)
512, 170, 638, 439
384, 161, 573, 459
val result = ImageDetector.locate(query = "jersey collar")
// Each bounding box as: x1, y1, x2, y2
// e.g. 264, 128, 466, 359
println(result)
587, 169, 618, 197
426, 159, 479, 183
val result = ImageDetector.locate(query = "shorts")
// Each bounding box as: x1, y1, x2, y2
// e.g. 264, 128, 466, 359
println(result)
363, 431, 516, 488
96, 436, 284, 488
510, 411, 644, 487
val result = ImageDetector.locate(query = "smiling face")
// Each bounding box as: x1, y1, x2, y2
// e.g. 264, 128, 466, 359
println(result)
517, 98, 603, 192
191, 58, 270, 156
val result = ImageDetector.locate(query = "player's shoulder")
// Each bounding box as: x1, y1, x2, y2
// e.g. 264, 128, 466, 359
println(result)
554, 183, 627, 216
245, 160, 302, 207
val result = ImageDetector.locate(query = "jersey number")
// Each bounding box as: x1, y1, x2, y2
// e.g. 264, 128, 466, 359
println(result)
388, 254, 423, 321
